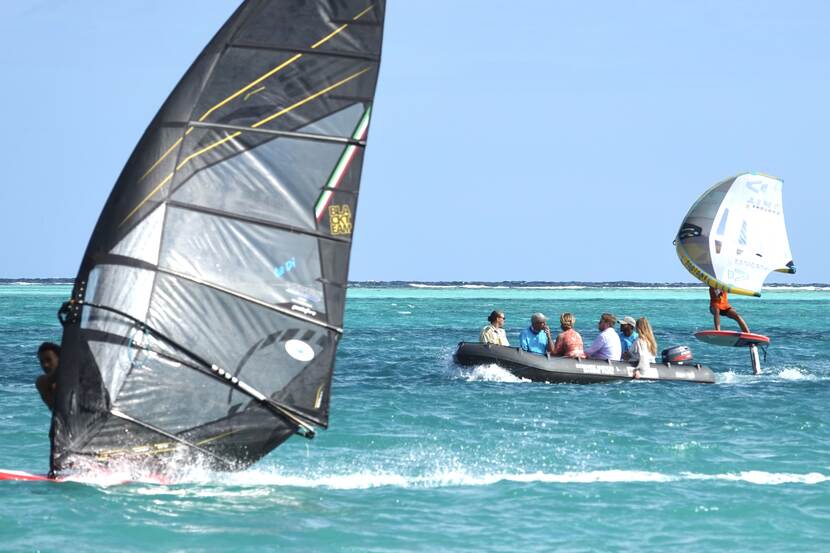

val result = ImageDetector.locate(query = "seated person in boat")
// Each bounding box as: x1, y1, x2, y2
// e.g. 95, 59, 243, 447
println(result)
585, 313, 622, 360
709, 286, 749, 333
628, 317, 658, 379
618, 315, 638, 359
519, 313, 554, 355
552, 312, 584, 358
35, 342, 60, 411
480, 310, 509, 346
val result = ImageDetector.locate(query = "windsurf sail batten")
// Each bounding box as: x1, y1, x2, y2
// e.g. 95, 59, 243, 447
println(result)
52, 1, 385, 474
675, 173, 795, 297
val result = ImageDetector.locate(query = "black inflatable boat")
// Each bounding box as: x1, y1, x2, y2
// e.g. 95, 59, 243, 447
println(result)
453, 342, 715, 384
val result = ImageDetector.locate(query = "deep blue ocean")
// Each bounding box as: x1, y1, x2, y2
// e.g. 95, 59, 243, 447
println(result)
1, 283, 828, 552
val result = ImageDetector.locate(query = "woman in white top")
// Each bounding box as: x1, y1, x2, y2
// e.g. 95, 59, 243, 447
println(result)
629, 316, 657, 379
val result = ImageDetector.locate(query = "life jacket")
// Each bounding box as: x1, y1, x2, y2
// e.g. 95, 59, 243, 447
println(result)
709, 287, 730, 310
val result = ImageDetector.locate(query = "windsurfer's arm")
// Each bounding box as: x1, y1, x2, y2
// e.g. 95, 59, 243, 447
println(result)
36, 372, 56, 411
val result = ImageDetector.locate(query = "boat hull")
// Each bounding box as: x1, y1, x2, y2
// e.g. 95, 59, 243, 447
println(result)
453, 342, 715, 384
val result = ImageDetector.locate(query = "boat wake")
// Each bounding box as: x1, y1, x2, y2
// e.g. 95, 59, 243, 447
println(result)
455, 363, 530, 383
715, 365, 825, 384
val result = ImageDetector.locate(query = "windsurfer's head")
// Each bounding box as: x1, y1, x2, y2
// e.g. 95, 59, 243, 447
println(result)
560, 312, 575, 331
37, 342, 60, 373
530, 313, 547, 333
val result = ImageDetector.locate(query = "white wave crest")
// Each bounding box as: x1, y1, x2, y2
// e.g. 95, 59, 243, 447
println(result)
460, 363, 529, 383
775, 367, 817, 381
715, 367, 822, 384
200, 468, 828, 490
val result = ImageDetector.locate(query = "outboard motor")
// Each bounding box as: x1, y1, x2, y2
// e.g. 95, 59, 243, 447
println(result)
662, 345, 693, 365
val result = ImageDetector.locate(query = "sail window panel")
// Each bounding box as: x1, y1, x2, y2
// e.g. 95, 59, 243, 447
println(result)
109, 204, 166, 266
87, 339, 133, 402
232, 1, 383, 56
170, 128, 346, 231
113, 349, 244, 435
147, 274, 335, 413
159, 207, 326, 314
80, 265, 154, 333
715, 208, 730, 237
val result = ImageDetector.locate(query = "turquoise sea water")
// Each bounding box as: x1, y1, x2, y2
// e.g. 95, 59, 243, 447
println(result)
1, 284, 828, 552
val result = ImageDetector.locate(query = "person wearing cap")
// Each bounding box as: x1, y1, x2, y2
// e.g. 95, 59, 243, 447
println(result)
480, 310, 509, 346
519, 313, 555, 355
584, 313, 622, 360
618, 315, 639, 360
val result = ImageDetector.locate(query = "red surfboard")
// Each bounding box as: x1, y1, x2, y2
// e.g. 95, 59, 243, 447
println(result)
0, 468, 168, 485
694, 330, 770, 347
0, 470, 60, 482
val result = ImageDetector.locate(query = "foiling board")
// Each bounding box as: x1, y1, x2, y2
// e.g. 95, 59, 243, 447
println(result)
694, 330, 770, 347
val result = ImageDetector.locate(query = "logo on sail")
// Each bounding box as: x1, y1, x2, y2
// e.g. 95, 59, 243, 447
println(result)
274, 257, 297, 278
285, 339, 315, 362
329, 205, 353, 235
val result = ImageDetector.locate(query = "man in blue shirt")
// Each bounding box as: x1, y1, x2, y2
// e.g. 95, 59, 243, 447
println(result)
618, 315, 639, 359
519, 313, 555, 355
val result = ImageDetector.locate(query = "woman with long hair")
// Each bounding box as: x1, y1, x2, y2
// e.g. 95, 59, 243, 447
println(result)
629, 317, 657, 379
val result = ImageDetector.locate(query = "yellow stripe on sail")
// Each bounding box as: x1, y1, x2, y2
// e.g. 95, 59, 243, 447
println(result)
137, 128, 195, 183
120, 67, 370, 226
252, 67, 369, 129
119, 171, 174, 226
197, 54, 303, 123
139, 137, 183, 181
175, 131, 242, 171
136, 4, 375, 183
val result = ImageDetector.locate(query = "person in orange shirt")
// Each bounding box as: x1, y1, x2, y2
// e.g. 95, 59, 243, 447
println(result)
709, 286, 749, 333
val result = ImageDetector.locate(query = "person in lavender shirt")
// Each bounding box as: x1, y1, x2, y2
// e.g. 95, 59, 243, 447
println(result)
584, 313, 622, 361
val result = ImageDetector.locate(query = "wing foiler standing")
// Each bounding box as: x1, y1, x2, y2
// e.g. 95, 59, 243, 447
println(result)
675, 173, 797, 374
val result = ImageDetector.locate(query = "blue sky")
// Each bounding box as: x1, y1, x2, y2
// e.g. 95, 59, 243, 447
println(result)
1, 1, 827, 282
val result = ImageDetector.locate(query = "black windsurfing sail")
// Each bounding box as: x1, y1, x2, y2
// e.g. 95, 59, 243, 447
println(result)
51, 0, 385, 474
